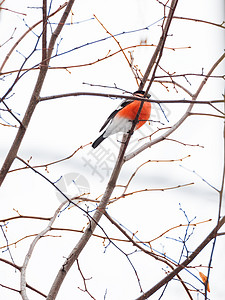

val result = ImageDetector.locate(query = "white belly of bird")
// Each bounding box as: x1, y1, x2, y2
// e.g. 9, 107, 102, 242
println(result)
103, 117, 132, 138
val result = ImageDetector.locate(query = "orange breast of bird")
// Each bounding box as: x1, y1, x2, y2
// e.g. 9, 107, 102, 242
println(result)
117, 100, 151, 129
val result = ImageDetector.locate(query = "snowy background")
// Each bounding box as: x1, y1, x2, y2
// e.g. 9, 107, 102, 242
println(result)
0, 0, 224, 299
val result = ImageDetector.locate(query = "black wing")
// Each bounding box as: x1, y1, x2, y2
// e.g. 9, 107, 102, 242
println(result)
98, 91, 149, 132
99, 100, 132, 132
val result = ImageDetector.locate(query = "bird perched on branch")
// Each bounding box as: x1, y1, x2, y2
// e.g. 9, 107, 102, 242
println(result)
92, 91, 151, 148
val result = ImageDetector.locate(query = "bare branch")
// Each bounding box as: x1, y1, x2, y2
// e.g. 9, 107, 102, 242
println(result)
0, 258, 47, 297
20, 201, 67, 299
139, 0, 179, 92
0, 44, 194, 76
94, 14, 139, 85
0, 6, 26, 16
46, 134, 130, 300
154, 79, 194, 97
110, 182, 194, 203
0, 0, 76, 187
173, 15, 225, 29
125, 52, 225, 161
0, 2, 67, 73
0, 257, 21, 270
76, 259, 96, 300
189, 112, 225, 119
9, 142, 91, 173
135, 215, 225, 299
39, 91, 224, 104
120, 155, 191, 194
0, 233, 61, 251
41, 0, 48, 69
0, 214, 50, 223
204, 95, 225, 298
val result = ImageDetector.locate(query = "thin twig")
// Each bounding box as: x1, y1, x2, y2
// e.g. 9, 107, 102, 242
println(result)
189, 112, 225, 119
121, 155, 190, 194
46, 95, 153, 298
125, 52, 225, 161
0, 44, 197, 76
135, 215, 225, 300
110, 182, 194, 203
172, 16, 225, 29
0, 214, 50, 223
0, 6, 26, 16
9, 142, 91, 173
76, 259, 96, 299
205, 95, 225, 298
39, 91, 224, 104
139, 0, 179, 92
0, 2, 67, 73
154, 79, 194, 97
0, 0, 76, 187
0, 258, 47, 297
94, 14, 139, 86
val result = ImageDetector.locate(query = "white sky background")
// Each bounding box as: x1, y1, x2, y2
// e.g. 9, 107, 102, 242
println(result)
0, 0, 225, 299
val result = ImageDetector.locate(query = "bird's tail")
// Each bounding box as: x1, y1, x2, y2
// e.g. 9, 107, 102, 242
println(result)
92, 133, 105, 149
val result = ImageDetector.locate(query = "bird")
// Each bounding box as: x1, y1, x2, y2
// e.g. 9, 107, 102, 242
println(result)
92, 91, 151, 149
